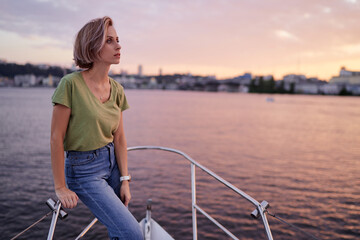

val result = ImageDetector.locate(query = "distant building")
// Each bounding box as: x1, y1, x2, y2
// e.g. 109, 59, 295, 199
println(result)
319, 84, 341, 95
148, 77, 158, 89
177, 75, 197, 90
14, 74, 36, 87
281, 74, 306, 92
328, 67, 360, 95
239, 85, 249, 93
283, 74, 306, 83
346, 84, 360, 95
113, 75, 136, 89
43, 74, 61, 87
330, 67, 360, 85
0, 76, 11, 87
339, 66, 360, 77
218, 83, 227, 92
164, 82, 179, 90
37, 64, 50, 70
120, 69, 128, 76
138, 65, 143, 77
231, 73, 252, 85
217, 80, 239, 92
295, 83, 319, 94
204, 80, 219, 92
219, 73, 252, 92
263, 75, 274, 81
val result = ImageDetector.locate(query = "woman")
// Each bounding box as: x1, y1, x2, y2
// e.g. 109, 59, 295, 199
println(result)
50, 16, 143, 239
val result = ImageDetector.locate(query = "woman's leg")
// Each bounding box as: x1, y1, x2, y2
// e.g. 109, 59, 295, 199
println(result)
70, 178, 143, 239
65, 146, 143, 240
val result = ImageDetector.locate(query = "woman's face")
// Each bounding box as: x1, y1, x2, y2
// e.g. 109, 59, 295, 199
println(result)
98, 25, 121, 65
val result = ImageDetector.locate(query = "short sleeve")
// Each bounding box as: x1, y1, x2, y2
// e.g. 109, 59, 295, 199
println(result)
52, 77, 72, 108
120, 89, 130, 112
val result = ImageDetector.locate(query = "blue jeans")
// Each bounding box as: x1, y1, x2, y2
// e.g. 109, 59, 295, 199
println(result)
65, 142, 143, 240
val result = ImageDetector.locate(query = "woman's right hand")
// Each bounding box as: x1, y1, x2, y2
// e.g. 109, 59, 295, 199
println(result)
55, 186, 79, 209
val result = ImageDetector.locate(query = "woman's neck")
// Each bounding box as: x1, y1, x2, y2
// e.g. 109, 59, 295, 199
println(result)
83, 63, 110, 85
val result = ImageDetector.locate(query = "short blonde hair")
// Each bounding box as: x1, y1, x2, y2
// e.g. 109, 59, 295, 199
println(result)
73, 16, 113, 69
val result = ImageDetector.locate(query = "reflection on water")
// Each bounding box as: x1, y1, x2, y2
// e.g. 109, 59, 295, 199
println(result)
0, 88, 359, 239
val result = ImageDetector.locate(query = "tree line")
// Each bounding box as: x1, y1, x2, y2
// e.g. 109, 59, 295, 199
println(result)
249, 76, 295, 94
0, 62, 71, 78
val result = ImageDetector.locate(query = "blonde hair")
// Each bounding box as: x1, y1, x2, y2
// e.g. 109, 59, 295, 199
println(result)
73, 16, 113, 69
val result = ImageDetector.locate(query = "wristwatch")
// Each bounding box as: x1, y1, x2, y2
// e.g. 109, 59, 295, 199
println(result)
120, 175, 131, 182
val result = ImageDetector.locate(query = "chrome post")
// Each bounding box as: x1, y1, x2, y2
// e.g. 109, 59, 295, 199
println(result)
251, 200, 273, 240
75, 218, 98, 240
260, 212, 273, 240
46, 198, 67, 219
47, 201, 61, 240
191, 163, 198, 240
144, 199, 152, 240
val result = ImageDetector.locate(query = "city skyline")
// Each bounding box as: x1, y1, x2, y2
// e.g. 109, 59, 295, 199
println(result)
0, 0, 359, 80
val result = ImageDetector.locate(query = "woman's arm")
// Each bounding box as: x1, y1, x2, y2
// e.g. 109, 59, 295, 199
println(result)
50, 104, 78, 208
113, 111, 131, 207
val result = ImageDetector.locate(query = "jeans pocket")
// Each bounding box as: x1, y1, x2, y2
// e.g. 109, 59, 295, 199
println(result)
68, 152, 96, 166
67, 152, 98, 178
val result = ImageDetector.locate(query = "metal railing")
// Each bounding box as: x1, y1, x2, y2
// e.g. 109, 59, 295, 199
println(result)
127, 146, 274, 240
41, 146, 273, 240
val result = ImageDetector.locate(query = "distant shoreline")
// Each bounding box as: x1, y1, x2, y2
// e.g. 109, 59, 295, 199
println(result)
1, 85, 358, 97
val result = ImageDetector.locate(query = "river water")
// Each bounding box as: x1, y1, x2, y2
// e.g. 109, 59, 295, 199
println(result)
0, 88, 359, 239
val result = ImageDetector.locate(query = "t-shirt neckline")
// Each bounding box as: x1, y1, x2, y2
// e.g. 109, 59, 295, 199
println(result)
78, 71, 113, 105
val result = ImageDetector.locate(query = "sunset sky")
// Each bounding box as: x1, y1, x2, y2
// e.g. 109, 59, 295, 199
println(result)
0, 0, 359, 80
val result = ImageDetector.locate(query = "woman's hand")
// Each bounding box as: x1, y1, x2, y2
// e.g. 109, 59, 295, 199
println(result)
55, 186, 79, 209
120, 181, 131, 207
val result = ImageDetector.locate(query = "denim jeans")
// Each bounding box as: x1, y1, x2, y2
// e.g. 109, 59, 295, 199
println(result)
65, 142, 143, 240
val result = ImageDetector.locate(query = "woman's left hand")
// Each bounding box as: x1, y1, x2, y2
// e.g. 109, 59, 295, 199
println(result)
120, 181, 131, 207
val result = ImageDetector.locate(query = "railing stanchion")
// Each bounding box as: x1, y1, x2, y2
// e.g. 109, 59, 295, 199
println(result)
75, 218, 98, 240
191, 163, 198, 240
47, 201, 61, 240
260, 210, 274, 240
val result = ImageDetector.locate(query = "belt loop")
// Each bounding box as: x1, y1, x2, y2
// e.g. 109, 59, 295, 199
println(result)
105, 142, 113, 169
106, 142, 112, 149
105, 142, 113, 152
109, 143, 114, 158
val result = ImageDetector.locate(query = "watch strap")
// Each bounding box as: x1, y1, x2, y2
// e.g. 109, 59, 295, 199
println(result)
120, 175, 131, 182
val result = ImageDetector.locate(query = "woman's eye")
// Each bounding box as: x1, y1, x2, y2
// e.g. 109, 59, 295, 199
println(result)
107, 39, 112, 43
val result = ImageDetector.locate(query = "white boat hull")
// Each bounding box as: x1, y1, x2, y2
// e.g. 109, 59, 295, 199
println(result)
139, 218, 175, 240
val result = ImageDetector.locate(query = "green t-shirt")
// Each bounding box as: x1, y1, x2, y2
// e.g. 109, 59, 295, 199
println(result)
51, 71, 129, 151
